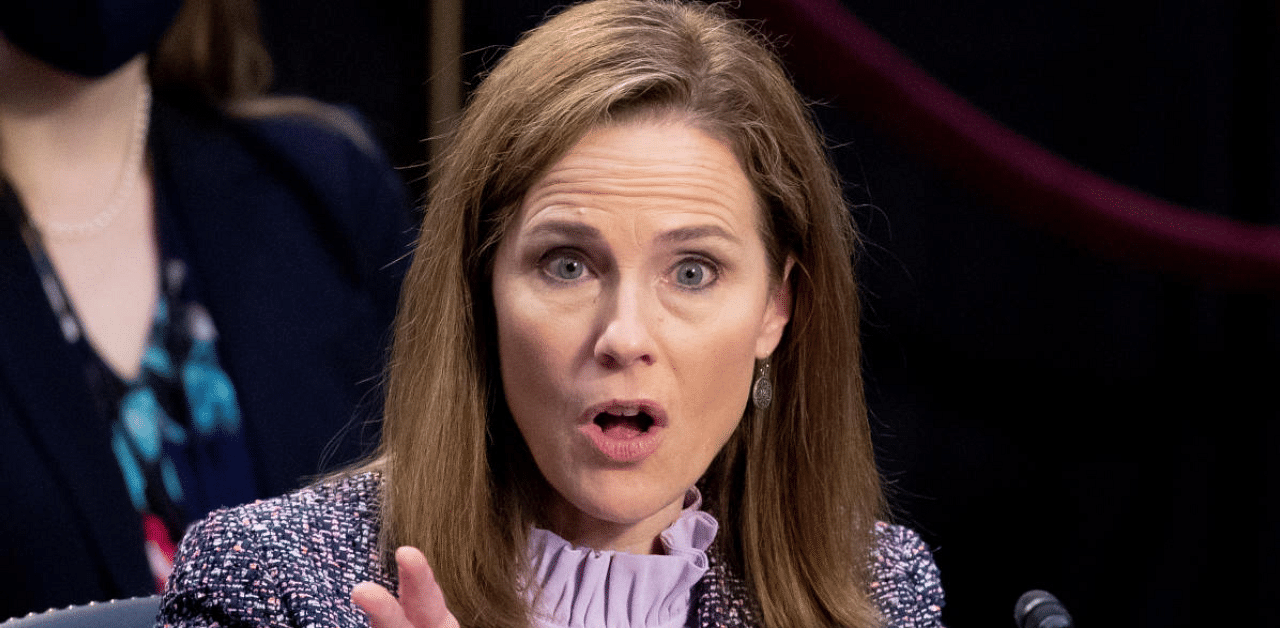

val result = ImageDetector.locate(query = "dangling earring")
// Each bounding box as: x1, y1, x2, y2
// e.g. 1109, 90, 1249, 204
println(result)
752, 361, 773, 411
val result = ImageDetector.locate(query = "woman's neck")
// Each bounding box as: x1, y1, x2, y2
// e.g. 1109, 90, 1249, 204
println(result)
0, 38, 160, 381
0, 39, 150, 227
543, 494, 685, 555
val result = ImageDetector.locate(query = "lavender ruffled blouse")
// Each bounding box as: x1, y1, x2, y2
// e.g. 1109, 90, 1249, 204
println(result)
525, 490, 718, 628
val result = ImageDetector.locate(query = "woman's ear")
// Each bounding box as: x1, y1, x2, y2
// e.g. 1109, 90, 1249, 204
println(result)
755, 257, 794, 359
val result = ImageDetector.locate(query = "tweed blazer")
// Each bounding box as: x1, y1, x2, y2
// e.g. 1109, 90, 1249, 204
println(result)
160, 473, 945, 627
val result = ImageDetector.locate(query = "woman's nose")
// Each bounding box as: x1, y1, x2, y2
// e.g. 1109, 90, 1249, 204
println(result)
593, 280, 656, 369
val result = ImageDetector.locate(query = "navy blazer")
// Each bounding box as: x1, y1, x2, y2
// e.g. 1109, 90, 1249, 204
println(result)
0, 95, 413, 620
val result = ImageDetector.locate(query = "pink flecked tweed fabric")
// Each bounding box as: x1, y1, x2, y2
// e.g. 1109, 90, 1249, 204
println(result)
160, 473, 944, 627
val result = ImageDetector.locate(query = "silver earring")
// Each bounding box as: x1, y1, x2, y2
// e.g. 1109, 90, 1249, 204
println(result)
752, 361, 773, 411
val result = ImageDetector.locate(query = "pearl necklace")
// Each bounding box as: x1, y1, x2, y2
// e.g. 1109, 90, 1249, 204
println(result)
30, 82, 152, 239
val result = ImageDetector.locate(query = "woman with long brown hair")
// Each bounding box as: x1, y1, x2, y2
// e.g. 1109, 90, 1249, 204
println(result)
0, 0, 409, 618
161, 1, 944, 626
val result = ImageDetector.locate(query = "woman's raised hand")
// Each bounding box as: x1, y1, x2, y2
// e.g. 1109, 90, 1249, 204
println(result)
352, 546, 460, 628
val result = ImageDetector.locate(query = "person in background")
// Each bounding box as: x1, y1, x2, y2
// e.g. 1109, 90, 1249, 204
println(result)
0, 0, 412, 618
160, 1, 944, 627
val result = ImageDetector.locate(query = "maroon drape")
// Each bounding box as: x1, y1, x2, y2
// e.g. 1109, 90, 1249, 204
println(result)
736, 0, 1280, 291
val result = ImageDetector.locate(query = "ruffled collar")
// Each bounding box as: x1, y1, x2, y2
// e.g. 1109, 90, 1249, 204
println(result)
525, 489, 719, 628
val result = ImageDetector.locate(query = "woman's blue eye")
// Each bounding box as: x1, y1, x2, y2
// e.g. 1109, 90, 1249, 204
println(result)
674, 260, 713, 288
547, 255, 586, 280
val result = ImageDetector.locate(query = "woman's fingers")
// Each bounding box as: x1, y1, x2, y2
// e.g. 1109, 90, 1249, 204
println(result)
351, 547, 459, 628
393, 546, 460, 628
352, 581, 410, 628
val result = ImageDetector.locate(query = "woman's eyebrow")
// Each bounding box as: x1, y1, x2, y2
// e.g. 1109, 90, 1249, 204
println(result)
524, 220, 602, 242
657, 225, 741, 246
523, 221, 740, 246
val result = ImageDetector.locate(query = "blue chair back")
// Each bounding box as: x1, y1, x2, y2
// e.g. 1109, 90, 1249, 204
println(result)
0, 596, 160, 628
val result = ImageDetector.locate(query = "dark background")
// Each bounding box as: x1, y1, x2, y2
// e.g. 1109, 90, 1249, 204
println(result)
255, 1, 1280, 626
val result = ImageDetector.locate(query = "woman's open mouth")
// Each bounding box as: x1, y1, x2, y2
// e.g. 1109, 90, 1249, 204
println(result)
579, 401, 666, 463
594, 408, 655, 438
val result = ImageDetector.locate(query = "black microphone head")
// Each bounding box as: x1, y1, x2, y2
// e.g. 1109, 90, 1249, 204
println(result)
1014, 589, 1074, 628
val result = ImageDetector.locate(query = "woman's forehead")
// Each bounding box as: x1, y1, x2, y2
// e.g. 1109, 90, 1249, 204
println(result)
512, 119, 760, 234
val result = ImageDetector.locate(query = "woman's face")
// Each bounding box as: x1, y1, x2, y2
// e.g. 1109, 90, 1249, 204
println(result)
492, 117, 790, 554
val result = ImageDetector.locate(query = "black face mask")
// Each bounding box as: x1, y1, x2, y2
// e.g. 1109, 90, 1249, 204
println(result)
0, 0, 182, 78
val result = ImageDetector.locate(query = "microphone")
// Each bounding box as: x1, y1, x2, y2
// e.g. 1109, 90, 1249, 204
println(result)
1014, 589, 1074, 628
